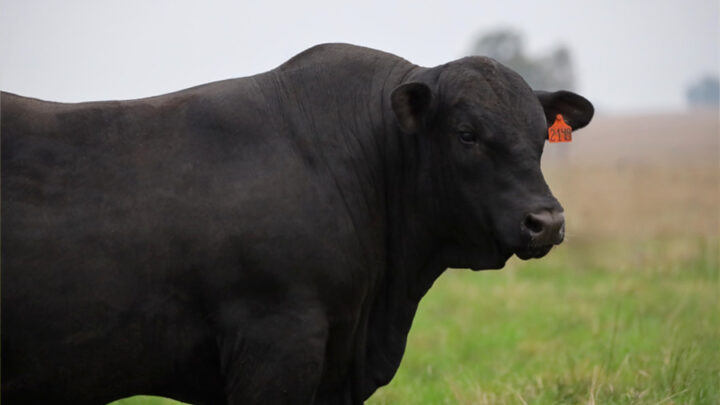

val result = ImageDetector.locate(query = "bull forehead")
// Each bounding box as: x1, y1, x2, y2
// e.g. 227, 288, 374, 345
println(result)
437, 57, 546, 134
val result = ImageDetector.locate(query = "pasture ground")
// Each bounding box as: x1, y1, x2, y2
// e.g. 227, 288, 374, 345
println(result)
112, 110, 719, 405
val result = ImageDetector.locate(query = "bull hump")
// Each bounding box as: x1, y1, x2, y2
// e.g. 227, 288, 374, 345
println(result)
278, 43, 405, 72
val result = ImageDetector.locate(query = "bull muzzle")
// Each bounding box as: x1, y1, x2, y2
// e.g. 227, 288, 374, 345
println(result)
522, 210, 565, 246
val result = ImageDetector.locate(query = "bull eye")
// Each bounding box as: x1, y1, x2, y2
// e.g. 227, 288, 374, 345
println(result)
457, 131, 477, 144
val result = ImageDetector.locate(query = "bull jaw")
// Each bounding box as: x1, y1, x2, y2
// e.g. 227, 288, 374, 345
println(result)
468, 251, 514, 271
437, 244, 512, 271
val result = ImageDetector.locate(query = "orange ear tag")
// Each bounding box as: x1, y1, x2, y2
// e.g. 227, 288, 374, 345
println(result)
548, 114, 572, 143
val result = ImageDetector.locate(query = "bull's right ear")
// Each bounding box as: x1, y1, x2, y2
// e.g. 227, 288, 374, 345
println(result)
536, 90, 594, 131
391, 82, 432, 134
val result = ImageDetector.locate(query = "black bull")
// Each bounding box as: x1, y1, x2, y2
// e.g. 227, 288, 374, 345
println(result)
1, 44, 593, 404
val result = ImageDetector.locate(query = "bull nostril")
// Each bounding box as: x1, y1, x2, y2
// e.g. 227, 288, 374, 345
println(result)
523, 214, 544, 235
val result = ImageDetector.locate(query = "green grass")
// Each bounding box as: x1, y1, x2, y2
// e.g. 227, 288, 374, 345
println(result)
369, 236, 719, 404
112, 236, 718, 405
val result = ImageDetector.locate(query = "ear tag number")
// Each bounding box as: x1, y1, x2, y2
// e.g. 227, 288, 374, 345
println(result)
548, 114, 572, 143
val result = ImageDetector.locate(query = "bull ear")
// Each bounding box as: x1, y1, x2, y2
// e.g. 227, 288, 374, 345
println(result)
536, 90, 594, 130
391, 82, 432, 134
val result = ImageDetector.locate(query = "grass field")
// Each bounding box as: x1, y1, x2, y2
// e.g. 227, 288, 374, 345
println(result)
368, 236, 718, 404
112, 111, 719, 404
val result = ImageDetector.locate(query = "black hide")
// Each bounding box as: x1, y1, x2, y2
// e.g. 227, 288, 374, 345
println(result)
1, 43, 594, 405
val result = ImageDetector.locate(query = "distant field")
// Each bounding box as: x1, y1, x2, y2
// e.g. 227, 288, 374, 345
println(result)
112, 111, 719, 404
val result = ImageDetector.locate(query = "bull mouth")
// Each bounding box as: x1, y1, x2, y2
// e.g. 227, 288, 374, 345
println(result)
514, 244, 554, 260
461, 223, 559, 270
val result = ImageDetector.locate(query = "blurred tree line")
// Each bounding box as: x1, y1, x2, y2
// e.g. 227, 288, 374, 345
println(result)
686, 75, 719, 108
469, 29, 575, 91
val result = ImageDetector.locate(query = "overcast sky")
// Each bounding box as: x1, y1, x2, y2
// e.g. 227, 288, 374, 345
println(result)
1, 0, 718, 114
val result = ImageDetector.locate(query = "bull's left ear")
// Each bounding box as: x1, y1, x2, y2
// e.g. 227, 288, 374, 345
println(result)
391, 82, 433, 134
536, 90, 594, 130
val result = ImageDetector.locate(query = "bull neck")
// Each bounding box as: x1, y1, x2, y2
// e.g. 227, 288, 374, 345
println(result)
355, 63, 449, 400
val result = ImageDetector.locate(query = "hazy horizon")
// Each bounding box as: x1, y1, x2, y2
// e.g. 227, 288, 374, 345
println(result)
1, 0, 718, 114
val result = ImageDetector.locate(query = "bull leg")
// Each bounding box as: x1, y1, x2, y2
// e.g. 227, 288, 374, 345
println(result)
218, 308, 328, 404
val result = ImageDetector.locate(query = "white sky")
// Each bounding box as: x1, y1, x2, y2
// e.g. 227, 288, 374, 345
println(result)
1, 0, 718, 114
